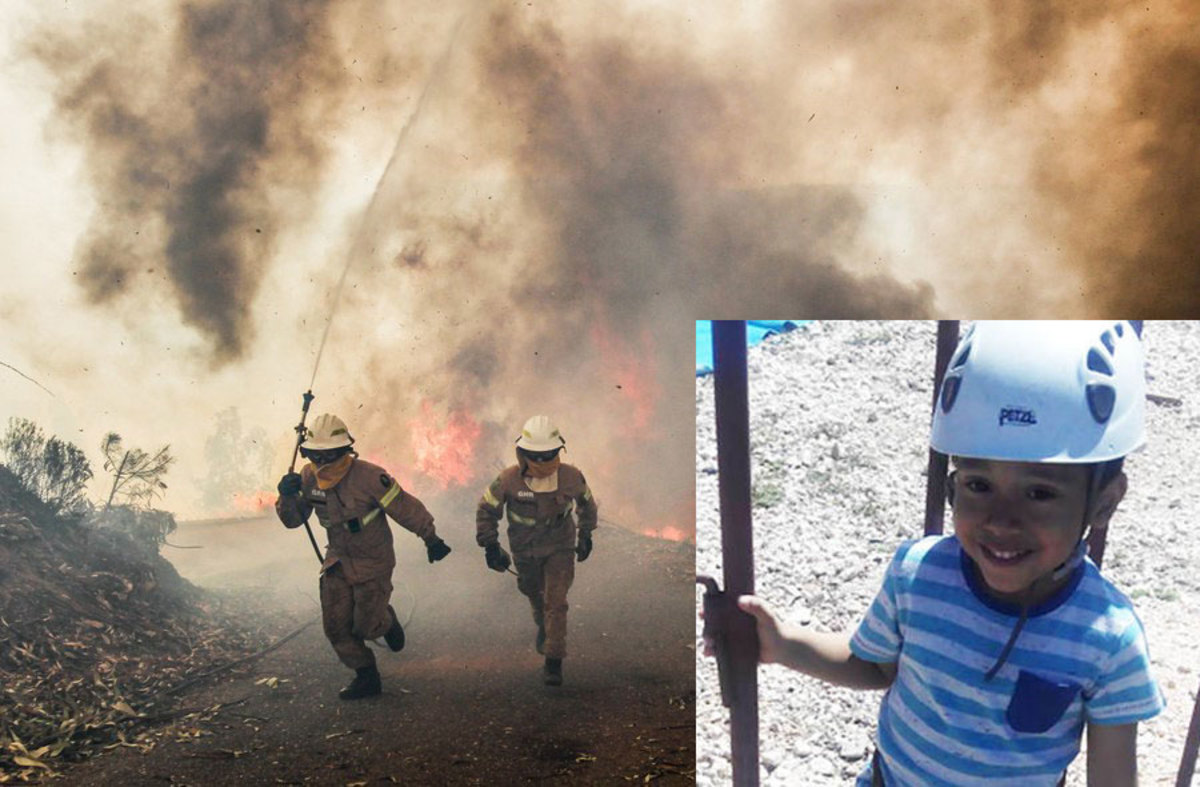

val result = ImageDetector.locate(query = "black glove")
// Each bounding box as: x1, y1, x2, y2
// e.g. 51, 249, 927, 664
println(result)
484, 542, 511, 572
277, 472, 302, 496
575, 533, 593, 562
425, 536, 451, 563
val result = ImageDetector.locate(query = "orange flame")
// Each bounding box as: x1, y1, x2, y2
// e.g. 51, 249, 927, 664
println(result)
640, 525, 691, 543
231, 490, 274, 514
590, 319, 660, 433
408, 401, 482, 489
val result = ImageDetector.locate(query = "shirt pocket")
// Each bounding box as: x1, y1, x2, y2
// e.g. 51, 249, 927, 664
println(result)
1006, 669, 1082, 733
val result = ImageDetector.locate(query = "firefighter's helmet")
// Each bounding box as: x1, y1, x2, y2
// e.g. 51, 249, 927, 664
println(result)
515, 415, 565, 452
301, 413, 355, 450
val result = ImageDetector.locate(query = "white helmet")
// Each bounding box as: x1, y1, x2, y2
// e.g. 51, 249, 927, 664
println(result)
301, 413, 354, 450
515, 415, 565, 452
930, 321, 1145, 463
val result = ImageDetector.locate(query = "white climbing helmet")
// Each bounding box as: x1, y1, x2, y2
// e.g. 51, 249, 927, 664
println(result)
930, 321, 1145, 463
515, 415, 565, 452
301, 413, 354, 450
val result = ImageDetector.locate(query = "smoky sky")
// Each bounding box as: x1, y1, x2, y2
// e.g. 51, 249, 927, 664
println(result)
477, 10, 934, 323
18, 0, 1200, 523
29, 0, 344, 362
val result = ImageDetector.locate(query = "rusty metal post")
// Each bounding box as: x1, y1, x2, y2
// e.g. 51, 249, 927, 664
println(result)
924, 321, 960, 536
711, 320, 759, 787
1178, 676, 1200, 786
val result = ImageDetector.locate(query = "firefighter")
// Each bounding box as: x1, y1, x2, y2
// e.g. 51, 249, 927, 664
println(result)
276, 413, 451, 700
476, 415, 598, 686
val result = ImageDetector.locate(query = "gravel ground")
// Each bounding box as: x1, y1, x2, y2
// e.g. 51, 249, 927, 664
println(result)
696, 320, 1200, 786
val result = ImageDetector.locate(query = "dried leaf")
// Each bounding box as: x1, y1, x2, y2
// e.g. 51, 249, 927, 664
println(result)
12, 755, 48, 769
113, 701, 137, 717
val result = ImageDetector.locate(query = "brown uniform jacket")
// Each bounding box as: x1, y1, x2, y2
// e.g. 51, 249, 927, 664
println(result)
475, 464, 598, 558
275, 458, 436, 584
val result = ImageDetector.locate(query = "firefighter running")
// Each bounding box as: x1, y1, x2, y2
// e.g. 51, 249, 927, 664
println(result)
275, 414, 452, 700
476, 416, 598, 686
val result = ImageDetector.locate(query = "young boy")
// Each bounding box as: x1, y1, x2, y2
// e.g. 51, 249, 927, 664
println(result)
729, 322, 1164, 785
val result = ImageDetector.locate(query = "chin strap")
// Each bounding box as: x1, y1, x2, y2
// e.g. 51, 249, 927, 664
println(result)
983, 530, 1089, 681
984, 604, 1029, 682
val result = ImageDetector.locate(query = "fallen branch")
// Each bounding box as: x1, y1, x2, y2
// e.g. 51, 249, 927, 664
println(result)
157, 618, 317, 699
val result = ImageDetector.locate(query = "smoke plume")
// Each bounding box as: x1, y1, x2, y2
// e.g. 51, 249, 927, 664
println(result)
18, 0, 1199, 526
28, 1, 346, 361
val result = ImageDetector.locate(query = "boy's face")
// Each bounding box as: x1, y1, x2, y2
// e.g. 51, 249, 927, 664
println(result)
951, 459, 1091, 601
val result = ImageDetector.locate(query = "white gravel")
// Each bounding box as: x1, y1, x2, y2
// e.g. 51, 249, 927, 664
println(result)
696, 320, 1200, 786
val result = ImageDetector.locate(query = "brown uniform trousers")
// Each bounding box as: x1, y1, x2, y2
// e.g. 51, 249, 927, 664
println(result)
276, 458, 437, 670
476, 464, 598, 659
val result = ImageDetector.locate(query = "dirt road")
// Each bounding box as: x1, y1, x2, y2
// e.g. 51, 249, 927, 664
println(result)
60, 516, 695, 785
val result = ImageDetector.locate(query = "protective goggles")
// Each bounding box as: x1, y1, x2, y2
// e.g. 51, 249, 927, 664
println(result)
520, 448, 561, 463
300, 447, 350, 465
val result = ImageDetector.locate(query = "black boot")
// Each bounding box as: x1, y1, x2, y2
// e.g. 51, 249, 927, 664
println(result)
543, 657, 563, 687
339, 664, 382, 700
384, 607, 405, 653
535, 623, 546, 655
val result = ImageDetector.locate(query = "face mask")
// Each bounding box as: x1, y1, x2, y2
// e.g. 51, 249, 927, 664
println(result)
314, 453, 354, 489
524, 455, 560, 479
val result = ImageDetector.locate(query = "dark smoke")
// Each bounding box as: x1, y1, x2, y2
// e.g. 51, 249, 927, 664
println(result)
1069, 42, 1200, 316
29, 1, 344, 362
984, 1, 1109, 93
479, 10, 934, 323
1008, 8, 1200, 316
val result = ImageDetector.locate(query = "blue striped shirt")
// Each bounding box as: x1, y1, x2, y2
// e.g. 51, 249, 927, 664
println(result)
850, 536, 1164, 786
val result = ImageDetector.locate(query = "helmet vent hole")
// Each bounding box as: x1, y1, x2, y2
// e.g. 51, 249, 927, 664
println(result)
1101, 330, 1115, 354
1086, 383, 1116, 423
941, 374, 962, 413
1087, 348, 1113, 376
1114, 322, 1124, 338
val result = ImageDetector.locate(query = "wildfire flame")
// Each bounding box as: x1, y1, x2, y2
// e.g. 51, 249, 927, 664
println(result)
641, 525, 690, 543
231, 490, 274, 515
590, 319, 660, 433
408, 400, 482, 489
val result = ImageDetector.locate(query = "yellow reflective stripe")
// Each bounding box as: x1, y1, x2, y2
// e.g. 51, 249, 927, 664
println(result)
508, 511, 537, 526
362, 483, 402, 526
482, 486, 501, 508
380, 483, 402, 507
581, 487, 593, 502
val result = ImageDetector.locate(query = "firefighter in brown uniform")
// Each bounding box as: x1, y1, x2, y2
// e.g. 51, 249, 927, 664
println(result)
276, 414, 451, 700
476, 415, 598, 686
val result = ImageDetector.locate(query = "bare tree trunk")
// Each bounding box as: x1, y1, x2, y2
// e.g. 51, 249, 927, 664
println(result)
104, 451, 129, 511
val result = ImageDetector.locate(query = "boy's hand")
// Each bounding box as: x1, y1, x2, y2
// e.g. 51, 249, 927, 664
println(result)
700, 595, 786, 664
736, 595, 787, 665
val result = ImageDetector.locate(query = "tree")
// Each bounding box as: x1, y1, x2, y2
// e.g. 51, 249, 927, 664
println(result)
201, 407, 274, 510
100, 433, 174, 510
0, 417, 93, 516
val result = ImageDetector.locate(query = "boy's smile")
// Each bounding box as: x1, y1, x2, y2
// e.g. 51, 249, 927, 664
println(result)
951, 458, 1091, 605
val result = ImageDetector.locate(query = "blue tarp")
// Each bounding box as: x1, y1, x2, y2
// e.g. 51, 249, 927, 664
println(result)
696, 320, 810, 376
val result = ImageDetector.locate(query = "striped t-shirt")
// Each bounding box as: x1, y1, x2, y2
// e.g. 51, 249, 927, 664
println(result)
850, 535, 1164, 786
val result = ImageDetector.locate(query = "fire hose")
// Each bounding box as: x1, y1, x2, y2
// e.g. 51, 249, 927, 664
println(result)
287, 389, 324, 564
279, 14, 467, 564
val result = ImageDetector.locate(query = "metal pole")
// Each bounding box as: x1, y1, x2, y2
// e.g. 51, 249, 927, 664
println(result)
924, 321, 960, 536
1177, 675, 1200, 787
712, 320, 759, 787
